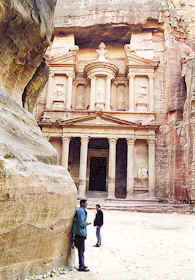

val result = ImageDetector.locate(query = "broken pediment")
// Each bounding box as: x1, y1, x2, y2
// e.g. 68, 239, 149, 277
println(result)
46, 46, 79, 66
124, 44, 159, 69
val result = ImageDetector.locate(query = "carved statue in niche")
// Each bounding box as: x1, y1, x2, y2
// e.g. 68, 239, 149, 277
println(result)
95, 78, 106, 110
117, 84, 127, 111
137, 167, 148, 179
135, 77, 149, 112
76, 84, 86, 109
55, 84, 64, 100
136, 167, 148, 189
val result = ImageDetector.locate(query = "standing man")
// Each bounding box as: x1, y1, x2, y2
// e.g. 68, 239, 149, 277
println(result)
72, 199, 91, 272
94, 204, 104, 247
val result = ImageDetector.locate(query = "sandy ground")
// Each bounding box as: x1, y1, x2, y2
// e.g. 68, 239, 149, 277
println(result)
79, 210, 195, 280
38, 210, 195, 280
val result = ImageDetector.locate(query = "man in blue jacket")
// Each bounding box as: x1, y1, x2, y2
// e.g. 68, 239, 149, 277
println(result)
72, 199, 91, 272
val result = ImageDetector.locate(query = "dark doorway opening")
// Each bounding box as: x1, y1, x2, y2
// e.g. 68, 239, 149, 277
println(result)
89, 157, 107, 191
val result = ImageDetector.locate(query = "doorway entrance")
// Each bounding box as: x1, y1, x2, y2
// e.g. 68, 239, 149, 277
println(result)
89, 157, 107, 191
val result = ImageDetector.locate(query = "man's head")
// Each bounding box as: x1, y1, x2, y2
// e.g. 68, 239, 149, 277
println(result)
96, 204, 101, 211
80, 199, 88, 208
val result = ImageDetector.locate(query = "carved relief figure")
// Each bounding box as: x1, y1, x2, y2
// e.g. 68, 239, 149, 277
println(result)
76, 84, 86, 109
137, 167, 148, 179
55, 84, 64, 100
54, 75, 67, 103
95, 78, 106, 110
117, 84, 127, 110
135, 76, 149, 112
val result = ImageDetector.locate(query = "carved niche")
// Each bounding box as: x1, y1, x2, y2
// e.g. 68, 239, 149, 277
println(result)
95, 76, 106, 111
134, 76, 149, 112
52, 74, 67, 109
113, 78, 128, 111
73, 78, 89, 110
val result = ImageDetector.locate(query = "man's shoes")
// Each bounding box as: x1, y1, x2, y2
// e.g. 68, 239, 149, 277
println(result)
94, 243, 101, 247
78, 267, 90, 272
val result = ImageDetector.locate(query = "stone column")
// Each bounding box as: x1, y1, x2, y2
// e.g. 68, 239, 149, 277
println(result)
90, 77, 96, 110
66, 73, 73, 110
61, 136, 71, 171
126, 138, 135, 198
105, 77, 112, 111
79, 136, 89, 198
148, 138, 156, 196
128, 74, 135, 112
149, 74, 154, 112
46, 70, 54, 110
108, 138, 117, 199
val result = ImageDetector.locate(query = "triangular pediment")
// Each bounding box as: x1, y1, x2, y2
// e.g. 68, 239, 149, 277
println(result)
39, 113, 159, 130
60, 113, 139, 127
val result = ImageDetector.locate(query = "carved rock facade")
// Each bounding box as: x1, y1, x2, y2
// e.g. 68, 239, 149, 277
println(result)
35, 0, 195, 202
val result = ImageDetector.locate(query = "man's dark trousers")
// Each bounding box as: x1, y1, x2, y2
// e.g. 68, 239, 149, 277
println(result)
78, 237, 85, 269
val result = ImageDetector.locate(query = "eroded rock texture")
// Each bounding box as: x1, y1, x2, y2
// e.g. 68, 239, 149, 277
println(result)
0, 1, 77, 279
0, 0, 56, 106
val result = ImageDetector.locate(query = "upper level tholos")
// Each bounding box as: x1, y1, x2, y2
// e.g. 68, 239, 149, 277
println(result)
35, 32, 161, 123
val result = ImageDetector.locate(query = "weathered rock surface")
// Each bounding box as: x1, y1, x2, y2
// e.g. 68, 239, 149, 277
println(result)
0, 0, 57, 106
0, 88, 77, 280
0, 0, 77, 279
55, 0, 169, 45
55, 0, 168, 28
0, 88, 77, 279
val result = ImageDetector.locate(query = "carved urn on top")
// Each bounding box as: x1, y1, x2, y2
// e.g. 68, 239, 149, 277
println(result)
84, 42, 118, 111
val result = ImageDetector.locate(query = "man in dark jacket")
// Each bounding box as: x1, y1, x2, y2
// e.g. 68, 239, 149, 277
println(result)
93, 204, 104, 247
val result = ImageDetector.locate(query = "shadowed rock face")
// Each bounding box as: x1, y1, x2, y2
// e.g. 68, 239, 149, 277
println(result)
0, 1, 77, 279
0, 0, 57, 106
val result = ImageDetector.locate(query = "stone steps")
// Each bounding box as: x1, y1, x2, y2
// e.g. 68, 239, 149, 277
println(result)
86, 199, 194, 214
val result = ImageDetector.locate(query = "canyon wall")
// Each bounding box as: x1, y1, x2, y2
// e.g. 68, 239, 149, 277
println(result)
0, 1, 77, 279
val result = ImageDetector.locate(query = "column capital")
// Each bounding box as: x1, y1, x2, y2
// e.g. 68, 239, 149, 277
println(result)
128, 73, 136, 79
147, 138, 156, 145
66, 72, 75, 79
108, 138, 118, 145
48, 69, 55, 77
106, 74, 114, 81
80, 136, 89, 144
148, 73, 154, 79
127, 138, 135, 145
62, 136, 71, 143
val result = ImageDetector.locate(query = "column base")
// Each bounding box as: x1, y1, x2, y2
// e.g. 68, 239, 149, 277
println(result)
78, 184, 86, 199
149, 191, 155, 198
107, 193, 115, 200
126, 191, 134, 199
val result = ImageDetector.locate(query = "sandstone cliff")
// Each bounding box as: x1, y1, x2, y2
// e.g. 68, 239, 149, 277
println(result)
0, 0, 56, 107
0, 1, 77, 279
